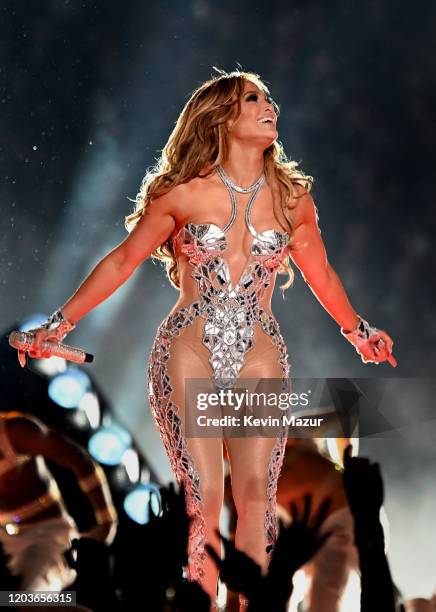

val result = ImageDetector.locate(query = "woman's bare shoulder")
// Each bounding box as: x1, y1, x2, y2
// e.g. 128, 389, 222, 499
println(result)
178, 170, 219, 196
158, 171, 220, 222
147, 181, 193, 219
286, 181, 317, 230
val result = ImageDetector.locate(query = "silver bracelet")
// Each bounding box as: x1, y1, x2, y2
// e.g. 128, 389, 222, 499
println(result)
340, 316, 382, 366
41, 309, 76, 339
340, 315, 377, 344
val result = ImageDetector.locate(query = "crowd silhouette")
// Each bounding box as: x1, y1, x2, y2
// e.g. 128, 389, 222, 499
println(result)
2, 439, 433, 612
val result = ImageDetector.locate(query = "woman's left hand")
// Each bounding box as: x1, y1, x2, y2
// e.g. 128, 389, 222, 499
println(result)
341, 317, 397, 367
359, 329, 397, 367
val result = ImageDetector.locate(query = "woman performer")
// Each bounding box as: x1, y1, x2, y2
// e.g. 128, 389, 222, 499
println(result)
14, 69, 395, 610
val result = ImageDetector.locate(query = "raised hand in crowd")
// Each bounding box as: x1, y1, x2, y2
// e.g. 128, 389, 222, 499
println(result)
207, 494, 332, 611
342, 445, 396, 612
68, 536, 119, 611
114, 481, 211, 611
172, 576, 216, 612
342, 444, 384, 543
206, 531, 264, 605
158, 481, 191, 576
153, 482, 211, 611
268, 494, 332, 578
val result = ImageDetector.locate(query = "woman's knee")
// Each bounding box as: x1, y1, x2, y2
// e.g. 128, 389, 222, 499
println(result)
199, 483, 223, 521
232, 475, 269, 517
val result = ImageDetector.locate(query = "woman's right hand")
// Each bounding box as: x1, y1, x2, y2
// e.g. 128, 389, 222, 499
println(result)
17, 328, 61, 366
17, 309, 76, 367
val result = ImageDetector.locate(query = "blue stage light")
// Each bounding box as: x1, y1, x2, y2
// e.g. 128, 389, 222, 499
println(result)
48, 368, 91, 408
19, 313, 48, 332
88, 423, 132, 466
123, 483, 162, 524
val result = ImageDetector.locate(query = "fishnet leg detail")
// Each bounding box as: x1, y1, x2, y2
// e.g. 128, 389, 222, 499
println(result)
147, 302, 207, 583
259, 312, 291, 557
265, 431, 288, 553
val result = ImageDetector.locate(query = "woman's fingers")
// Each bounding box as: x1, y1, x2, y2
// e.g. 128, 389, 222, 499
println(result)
387, 354, 397, 367
360, 343, 379, 364
28, 330, 57, 360
17, 350, 27, 368
378, 330, 394, 352
372, 338, 388, 360
27, 336, 53, 360
360, 333, 397, 366
15, 328, 62, 365
372, 331, 394, 356
378, 332, 397, 367
34, 329, 46, 349
29, 350, 53, 360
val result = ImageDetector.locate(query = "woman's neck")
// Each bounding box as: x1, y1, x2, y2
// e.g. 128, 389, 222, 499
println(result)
220, 144, 265, 187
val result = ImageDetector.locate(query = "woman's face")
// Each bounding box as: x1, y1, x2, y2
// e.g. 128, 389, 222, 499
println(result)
227, 80, 278, 148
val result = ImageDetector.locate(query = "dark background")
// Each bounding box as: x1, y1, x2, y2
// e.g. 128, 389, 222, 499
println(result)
1, 0, 435, 598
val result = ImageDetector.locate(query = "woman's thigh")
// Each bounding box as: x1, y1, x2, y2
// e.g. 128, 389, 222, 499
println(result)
151, 324, 225, 507
224, 334, 289, 518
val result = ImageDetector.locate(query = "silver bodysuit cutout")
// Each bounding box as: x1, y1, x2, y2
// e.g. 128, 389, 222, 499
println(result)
147, 167, 291, 583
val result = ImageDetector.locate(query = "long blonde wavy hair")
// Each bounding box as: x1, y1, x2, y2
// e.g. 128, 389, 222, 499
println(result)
125, 68, 314, 295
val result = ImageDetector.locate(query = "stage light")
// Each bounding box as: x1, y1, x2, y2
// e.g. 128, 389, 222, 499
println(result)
121, 448, 140, 483
123, 483, 161, 525
78, 391, 101, 428
88, 423, 132, 465
68, 409, 90, 430
217, 582, 227, 611
291, 569, 310, 608
33, 355, 67, 377
5, 523, 19, 535
337, 570, 361, 612
19, 313, 47, 332
48, 368, 91, 408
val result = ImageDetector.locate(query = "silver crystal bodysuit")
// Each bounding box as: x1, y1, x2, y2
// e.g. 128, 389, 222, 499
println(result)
147, 167, 291, 583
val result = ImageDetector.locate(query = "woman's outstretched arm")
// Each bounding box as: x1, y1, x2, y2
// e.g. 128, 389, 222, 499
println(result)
287, 185, 394, 364
19, 192, 177, 362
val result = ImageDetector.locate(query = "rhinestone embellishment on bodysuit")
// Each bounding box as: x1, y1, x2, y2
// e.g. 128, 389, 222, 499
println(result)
172, 167, 290, 388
